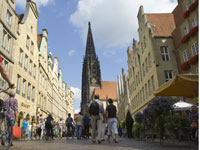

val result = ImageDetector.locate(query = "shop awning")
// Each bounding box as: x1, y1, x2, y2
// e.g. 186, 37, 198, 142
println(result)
154, 74, 198, 97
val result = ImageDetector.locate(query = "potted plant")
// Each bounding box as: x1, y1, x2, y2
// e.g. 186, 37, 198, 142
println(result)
181, 61, 190, 70
181, 34, 190, 43
188, 26, 198, 37
188, 54, 198, 65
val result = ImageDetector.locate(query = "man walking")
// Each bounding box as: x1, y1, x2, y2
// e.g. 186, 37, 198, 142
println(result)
106, 98, 118, 143
75, 112, 84, 140
2, 91, 18, 146
66, 113, 74, 139
88, 94, 104, 144
83, 114, 90, 139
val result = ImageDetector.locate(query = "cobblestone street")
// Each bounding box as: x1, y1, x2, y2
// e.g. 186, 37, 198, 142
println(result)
0, 138, 198, 150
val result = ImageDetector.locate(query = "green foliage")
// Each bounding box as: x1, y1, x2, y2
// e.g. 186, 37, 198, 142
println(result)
26, 114, 30, 121
121, 120, 126, 129
155, 115, 165, 140
126, 111, 133, 122
132, 121, 144, 139
165, 115, 191, 139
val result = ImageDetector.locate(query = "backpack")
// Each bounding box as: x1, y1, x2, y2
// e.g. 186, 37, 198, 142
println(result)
89, 101, 99, 116
66, 117, 73, 125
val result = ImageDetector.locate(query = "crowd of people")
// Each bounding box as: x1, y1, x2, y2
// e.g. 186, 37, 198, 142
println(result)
10, 94, 121, 144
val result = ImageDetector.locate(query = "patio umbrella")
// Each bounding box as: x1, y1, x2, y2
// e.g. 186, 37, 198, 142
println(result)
173, 100, 193, 111
154, 74, 198, 97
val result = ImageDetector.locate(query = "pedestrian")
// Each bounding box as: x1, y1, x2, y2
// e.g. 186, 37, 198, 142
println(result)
45, 114, 54, 140
88, 94, 104, 144
106, 98, 118, 143
42, 119, 46, 140
22, 118, 28, 141
83, 114, 90, 139
36, 121, 42, 140
126, 111, 133, 138
1, 91, 18, 147
75, 112, 84, 140
27, 122, 32, 140
66, 113, 74, 139
58, 119, 63, 139
101, 109, 106, 141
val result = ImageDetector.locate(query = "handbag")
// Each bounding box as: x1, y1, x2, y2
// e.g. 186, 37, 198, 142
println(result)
13, 126, 22, 139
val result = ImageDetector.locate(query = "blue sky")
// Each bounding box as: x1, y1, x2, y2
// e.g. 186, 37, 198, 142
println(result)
16, 0, 177, 113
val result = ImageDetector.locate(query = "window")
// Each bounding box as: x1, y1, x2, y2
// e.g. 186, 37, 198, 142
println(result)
29, 60, 32, 75
186, 1, 190, 10
26, 35, 30, 49
183, 49, 189, 62
24, 55, 28, 71
191, 42, 198, 56
6, 10, 12, 25
27, 83, 31, 100
16, 75, 21, 94
142, 63, 145, 77
161, 46, 170, 61
5, 35, 11, 52
1, 60, 8, 88
30, 41, 34, 54
32, 87, 35, 102
148, 53, 152, 68
141, 42, 144, 53
145, 58, 148, 73
151, 75, 155, 91
22, 79, 26, 97
143, 36, 146, 48
33, 65, 36, 78
2, 30, 6, 48
38, 93, 40, 107
18, 49, 23, 66
142, 87, 145, 101
192, 16, 198, 27
145, 83, 148, 99
184, 25, 189, 35
39, 72, 42, 84
165, 71, 173, 82
148, 80, 151, 96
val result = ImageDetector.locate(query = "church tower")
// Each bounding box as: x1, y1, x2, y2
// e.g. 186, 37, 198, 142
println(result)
81, 22, 101, 115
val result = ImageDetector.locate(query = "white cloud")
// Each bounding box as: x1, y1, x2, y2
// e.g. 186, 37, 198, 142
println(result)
70, 87, 81, 100
16, 0, 54, 10
74, 109, 80, 114
68, 49, 76, 56
70, 0, 177, 48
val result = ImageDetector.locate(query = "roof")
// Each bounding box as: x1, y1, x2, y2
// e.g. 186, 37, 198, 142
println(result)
37, 34, 42, 48
146, 13, 176, 37
94, 81, 118, 100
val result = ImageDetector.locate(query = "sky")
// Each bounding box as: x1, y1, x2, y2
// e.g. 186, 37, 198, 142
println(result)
15, 0, 177, 114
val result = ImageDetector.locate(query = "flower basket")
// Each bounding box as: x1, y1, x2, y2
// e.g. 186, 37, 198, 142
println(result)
189, 0, 198, 12
180, 62, 190, 70
188, 26, 198, 37
181, 34, 189, 43
188, 54, 198, 65
183, 10, 190, 18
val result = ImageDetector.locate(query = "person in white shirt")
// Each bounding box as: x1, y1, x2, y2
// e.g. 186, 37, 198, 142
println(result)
58, 119, 63, 139
75, 112, 84, 140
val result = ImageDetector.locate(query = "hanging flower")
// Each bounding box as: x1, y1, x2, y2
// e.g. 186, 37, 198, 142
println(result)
180, 61, 190, 70
188, 54, 198, 65
181, 34, 189, 43
183, 10, 190, 18
188, 26, 198, 37
189, 0, 198, 12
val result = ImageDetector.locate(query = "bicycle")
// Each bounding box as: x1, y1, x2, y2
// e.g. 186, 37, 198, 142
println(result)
0, 87, 14, 150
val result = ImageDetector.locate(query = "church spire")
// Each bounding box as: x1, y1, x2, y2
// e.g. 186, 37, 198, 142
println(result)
85, 22, 96, 58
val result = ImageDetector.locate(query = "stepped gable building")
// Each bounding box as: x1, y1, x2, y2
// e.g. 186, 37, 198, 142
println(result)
81, 22, 101, 115
127, 6, 179, 117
